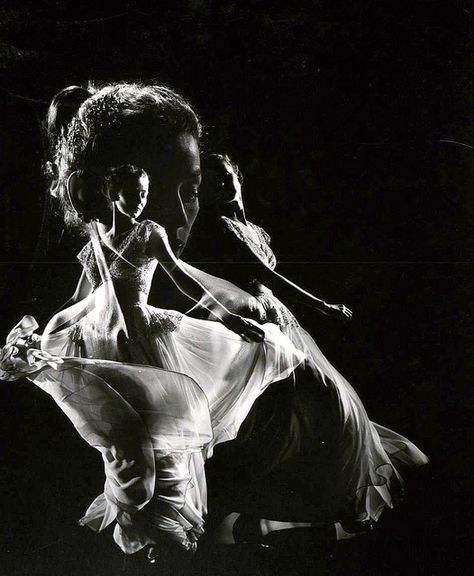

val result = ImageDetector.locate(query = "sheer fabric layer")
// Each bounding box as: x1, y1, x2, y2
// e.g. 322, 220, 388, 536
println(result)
29, 220, 305, 552
190, 217, 428, 524
286, 325, 428, 523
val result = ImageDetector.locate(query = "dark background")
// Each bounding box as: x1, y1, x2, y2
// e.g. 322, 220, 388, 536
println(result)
0, 1, 472, 575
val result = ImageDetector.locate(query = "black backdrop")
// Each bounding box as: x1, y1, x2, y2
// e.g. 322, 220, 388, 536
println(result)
0, 2, 472, 575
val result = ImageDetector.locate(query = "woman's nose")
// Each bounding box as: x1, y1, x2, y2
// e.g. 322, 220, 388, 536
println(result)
161, 191, 187, 231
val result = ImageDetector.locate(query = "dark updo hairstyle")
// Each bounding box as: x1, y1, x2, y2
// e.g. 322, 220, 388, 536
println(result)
104, 164, 148, 201
46, 86, 93, 154
44, 86, 93, 199
46, 82, 201, 228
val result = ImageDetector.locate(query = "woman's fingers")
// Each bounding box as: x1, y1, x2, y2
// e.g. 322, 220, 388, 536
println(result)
340, 305, 352, 314
241, 321, 265, 342
225, 314, 265, 342
250, 323, 265, 342
244, 329, 264, 342
336, 304, 352, 320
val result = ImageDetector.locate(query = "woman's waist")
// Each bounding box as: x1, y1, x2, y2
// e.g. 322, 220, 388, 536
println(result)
110, 286, 149, 306
121, 304, 184, 337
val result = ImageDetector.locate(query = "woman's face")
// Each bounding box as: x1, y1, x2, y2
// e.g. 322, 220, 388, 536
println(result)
176, 194, 199, 255
204, 160, 243, 209
144, 132, 201, 253
114, 174, 149, 219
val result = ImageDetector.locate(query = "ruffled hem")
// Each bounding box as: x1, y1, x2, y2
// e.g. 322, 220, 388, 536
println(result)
3, 308, 305, 554
283, 324, 428, 522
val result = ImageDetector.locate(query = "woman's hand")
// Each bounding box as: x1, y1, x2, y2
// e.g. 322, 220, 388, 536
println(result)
223, 314, 265, 343
320, 302, 353, 321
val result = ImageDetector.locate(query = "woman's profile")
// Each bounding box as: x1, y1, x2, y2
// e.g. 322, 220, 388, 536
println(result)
0, 84, 307, 560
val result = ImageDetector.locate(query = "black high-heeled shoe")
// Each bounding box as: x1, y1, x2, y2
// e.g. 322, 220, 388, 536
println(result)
339, 518, 376, 535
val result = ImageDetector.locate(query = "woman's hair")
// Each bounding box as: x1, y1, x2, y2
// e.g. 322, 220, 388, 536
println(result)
46, 85, 93, 154
104, 164, 148, 200
44, 86, 94, 198
47, 82, 201, 227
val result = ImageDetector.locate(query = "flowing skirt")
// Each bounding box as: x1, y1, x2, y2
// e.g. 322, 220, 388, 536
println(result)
16, 282, 304, 552
284, 323, 428, 523
194, 279, 428, 525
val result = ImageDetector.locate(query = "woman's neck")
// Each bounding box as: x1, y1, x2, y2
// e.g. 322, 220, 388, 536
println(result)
220, 201, 247, 225
110, 208, 136, 237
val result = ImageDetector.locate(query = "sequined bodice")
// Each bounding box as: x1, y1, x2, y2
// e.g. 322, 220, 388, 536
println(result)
77, 220, 164, 300
221, 216, 277, 270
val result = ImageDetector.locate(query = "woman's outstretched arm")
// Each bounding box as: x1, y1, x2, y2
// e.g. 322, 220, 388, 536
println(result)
206, 228, 352, 321
262, 265, 352, 320
146, 227, 264, 342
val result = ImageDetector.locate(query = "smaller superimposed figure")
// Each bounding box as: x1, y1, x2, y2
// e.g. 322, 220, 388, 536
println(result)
181, 153, 428, 544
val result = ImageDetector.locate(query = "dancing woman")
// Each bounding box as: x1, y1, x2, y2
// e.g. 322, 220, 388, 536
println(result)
181, 153, 428, 541
0, 85, 305, 557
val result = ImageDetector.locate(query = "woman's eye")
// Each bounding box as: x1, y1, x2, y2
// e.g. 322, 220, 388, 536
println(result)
181, 186, 199, 201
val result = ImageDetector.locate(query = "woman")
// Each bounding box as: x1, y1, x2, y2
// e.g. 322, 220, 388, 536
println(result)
0, 85, 305, 558
181, 153, 428, 541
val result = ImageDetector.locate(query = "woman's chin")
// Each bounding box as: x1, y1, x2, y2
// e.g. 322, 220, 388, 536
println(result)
171, 238, 185, 256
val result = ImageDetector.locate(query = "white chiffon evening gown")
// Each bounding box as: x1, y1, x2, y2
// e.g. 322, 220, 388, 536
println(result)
189, 215, 428, 526
0, 219, 304, 553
